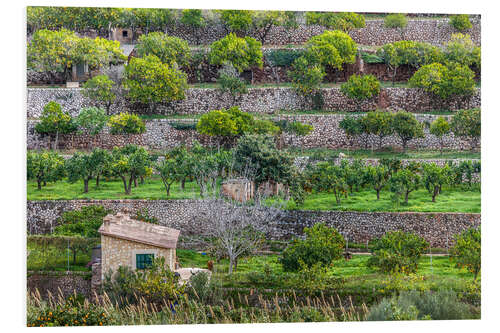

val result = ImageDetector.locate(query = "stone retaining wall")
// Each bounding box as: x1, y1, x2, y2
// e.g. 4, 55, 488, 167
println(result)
27, 200, 480, 248
27, 113, 479, 151
26, 87, 481, 119
27, 271, 92, 299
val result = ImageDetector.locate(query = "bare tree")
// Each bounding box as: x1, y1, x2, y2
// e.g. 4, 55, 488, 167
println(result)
189, 197, 284, 274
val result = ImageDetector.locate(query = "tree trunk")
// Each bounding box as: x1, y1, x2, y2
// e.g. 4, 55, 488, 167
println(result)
181, 178, 186, 190
128, 177, 134, 194
54, 131, 59, 150
432, 186, 439, 202
121, 176, 129, 194
96, 174, 100, 187
405, 191, 410, 204
84, 178, 89, 193
37, 179, 42, 190
376, 188, 381, 200
228, 256, 235, 275
73, 249, 77, 265
133, 177, 138, 188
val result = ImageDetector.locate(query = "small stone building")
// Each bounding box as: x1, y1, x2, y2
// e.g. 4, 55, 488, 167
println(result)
98, 212, 180, 279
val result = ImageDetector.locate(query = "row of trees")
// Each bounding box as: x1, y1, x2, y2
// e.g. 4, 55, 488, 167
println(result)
27, 7, 368, 44
304, 158, 480, 205
339, 109, 480, 152
34, 102, 146, 149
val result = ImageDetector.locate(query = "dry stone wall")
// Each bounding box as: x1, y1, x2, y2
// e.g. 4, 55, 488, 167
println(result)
145, 18, 481, 46
27, 271, 91, 299
26, 87, 481, 119
28, 113, 479, 151
27, 200, 480, 248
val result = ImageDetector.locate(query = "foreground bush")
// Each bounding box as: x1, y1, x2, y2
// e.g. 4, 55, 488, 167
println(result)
366, 290, 475, 321
280, 223, 345, 272
451, 227, 481, 280
368, 231, 429, 274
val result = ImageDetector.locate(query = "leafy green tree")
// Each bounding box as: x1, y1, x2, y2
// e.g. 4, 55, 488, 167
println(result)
180, 9, 206, 44
450, 227, 481, 280
384, 13, 408, 39
88, 148, 112, 187
35, 101, 77, 149
81, 75, 117, 114
217, 63, 248, 103
389, 167, 421, 204
409, 62, 476, 101
218, 10, 253, 35
108, 112, 146, 135
75, 107, 108, 149
288, 55, 326, 101
233, 134, 294, 193
376, 41, 443, 85
66, 151, 102, 193
306, 30, 357, 80
280, 223, 345, 272
155, 158, 179, 197
27, 29, 78, 76
449, 14, 472, 32
135, 32, 191, 67
339, 115, 364, 146
444, 33, 481, 69
450, 109, 481, 150
429, 117, 451, 154
251, 10, 288, 44
305, 12, 365, 31
109, 145, 153, 194
361, 111, 394, 150
391, 111, 424, 152
368, 231, 429, 274
340, 74, 381, 112
422, 163, 450, 202
123, 55, 188, 113
208, 33, 263, 73
306, 161, 348, 205
27, 151, 65, 190
364, 165, 390, 200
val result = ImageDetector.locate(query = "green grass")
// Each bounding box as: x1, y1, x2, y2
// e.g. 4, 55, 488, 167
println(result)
280, 186, 480, 213
27, 177, 217, 201
27, 177, 480, 213
291, 147, 481, 160
176, 251, 476, 293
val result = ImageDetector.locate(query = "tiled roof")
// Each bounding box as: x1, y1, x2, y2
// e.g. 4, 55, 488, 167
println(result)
98, 212, 180, 249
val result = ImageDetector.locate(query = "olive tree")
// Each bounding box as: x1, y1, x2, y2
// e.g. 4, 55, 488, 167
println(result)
340, 74, 381, 112
216, 63, 248, 104
123, 55, 188, 113
391, 111, 424, 152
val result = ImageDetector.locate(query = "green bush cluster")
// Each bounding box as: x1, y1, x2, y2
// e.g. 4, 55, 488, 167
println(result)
108, 112, 146, 134
367, 231, 429, 274
280, 223, 345, 272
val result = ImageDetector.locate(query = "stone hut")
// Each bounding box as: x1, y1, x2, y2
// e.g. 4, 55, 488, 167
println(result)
98, 212, 180, 279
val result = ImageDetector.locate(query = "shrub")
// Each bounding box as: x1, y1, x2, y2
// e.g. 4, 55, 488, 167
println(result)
217, 63, 248, 103
305, 12, 365, 31
208, 33, 263, 72
53, 205, 111, 238
444, 33, 481, 69
341, 74, 380, 111
367, 231, 429, 274
27, 150, 66, 190
265, 49, 306, 67
81, 75, 116, 114
280, 223, 345, 272
123, 55, 188, 113
391, 111, 424, 152
108, 112, 146, 135
35, 101, 77, 149
361, 110, 393, 149
366, 290, 474, 321
449, 14, 472, 31
218, 10, 253, 35
103, 257, 185, 306
27, 295, 112, 327
450, 227, 481, 280
384, 13, 408, 29
288, 55, 325, 98
429, 117, 451, 154
409, 62, 476, 100
450, 108, 481, 151
360, 52, 384, 64
306, 30, 357, 72
135, 32, 191, 67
